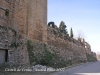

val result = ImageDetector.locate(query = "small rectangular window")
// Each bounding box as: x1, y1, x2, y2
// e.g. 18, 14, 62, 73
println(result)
5, 9, 9, 16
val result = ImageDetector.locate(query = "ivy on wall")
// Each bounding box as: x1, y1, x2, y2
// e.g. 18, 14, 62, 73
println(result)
39, 43, 53, 65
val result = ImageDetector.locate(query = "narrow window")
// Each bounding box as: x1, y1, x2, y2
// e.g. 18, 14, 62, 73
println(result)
5, 9, 9, 16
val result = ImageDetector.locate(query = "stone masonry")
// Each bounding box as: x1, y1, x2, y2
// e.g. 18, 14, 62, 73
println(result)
47, 26, 87, 62
0, 0, 47, 65
0, 0, 96, 67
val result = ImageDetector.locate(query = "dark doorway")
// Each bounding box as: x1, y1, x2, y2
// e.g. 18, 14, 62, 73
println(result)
0, 49, 8, 64
5, 50, 8, 62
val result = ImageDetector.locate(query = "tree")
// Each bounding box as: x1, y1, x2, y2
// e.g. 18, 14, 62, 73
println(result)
77, 31, 84, 38
59, 21, 65, 31
76, 30, 86, 40
70, 27, 73, 38
59, 21, 68, 34
73, 30, 86, 43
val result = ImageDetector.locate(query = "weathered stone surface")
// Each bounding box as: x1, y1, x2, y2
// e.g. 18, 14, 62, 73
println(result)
47, 26, 87, 61
0, 0, 96, 67
0, 0, 47, 65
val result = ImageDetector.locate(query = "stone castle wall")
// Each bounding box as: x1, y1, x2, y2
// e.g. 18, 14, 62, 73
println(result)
11, 0, 47, 42
0, 0, 13, 27
47, 26, 87, 61
0, 0, 47, 41
0, 0, 89, 66
26, 0, 47, 43
12, 0, 47, 65
0, 0, 47, 65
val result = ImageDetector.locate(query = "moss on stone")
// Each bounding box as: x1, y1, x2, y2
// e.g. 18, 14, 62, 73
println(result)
0, 25, 16, 36
86, 54, 97, 62
39, 43, 54, 66
27, 40, 53, 66
0, 25, 7, 30
8, 27, 16, 36
27, 40, 79, 68
10, 42, 19, 48
27, 40, 35, 64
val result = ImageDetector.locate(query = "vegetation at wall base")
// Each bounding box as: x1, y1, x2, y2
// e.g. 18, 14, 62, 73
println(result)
27, 39, 96, 68
39, 43, 53, 66
86, 54, 97, 62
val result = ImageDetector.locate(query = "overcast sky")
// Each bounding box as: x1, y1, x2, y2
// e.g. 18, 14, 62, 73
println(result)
48, 0, 100, 53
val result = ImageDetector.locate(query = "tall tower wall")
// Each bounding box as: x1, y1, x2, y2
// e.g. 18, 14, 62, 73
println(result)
0, 0, 47, 65
12, 0, 47, 43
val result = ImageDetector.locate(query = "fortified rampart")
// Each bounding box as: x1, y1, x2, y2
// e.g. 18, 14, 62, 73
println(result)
26, 26, 87, 68
47, 26, 87, 62
0, 0, 47, 65
0, 0, 47, 42
0, 0, 96, 67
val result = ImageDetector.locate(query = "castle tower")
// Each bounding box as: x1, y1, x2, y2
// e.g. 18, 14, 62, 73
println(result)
0, 0, 47, 42
12, 0, 47, 43
0, 0, 47, 65
12, 0, 47, 65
